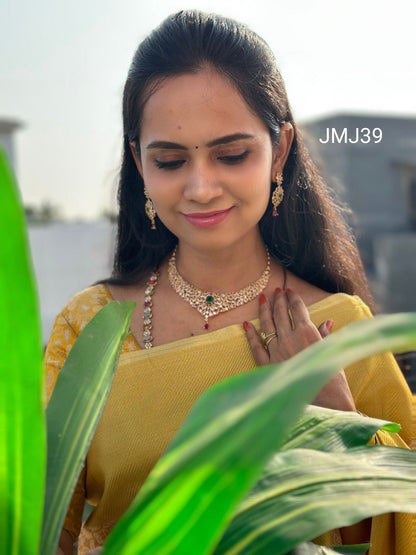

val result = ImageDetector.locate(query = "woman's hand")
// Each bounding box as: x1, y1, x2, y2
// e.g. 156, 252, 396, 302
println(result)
244, 288, 356, 412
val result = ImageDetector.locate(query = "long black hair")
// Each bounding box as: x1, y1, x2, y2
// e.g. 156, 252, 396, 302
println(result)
106, 9, 373, 309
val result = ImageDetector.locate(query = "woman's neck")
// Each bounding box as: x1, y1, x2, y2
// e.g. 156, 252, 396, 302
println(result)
170, 233, 270, 293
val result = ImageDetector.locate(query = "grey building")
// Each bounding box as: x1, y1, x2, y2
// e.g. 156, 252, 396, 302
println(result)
0, 117, 22, 170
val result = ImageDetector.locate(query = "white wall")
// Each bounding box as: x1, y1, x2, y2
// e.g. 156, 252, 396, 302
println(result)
28, 220, 115, 344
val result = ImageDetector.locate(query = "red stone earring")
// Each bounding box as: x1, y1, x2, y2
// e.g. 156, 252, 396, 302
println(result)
272, 173, 284, 216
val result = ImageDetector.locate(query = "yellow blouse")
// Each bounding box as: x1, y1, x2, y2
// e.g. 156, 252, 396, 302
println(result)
44, 285, 415, 554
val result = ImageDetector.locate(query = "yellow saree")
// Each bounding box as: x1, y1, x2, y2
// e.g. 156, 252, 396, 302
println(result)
44, 285, 415, 554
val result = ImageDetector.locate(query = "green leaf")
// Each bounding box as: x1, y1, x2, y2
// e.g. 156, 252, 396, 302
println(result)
281, 405, 400, 452
215, 447, 416, 554
103, 312, 416, 555
40, 301, 135, 555
0, 148, 45, 554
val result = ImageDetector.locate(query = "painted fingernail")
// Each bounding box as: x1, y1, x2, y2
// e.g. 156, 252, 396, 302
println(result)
259, 293, 266, 305
274, 287, 281, 294
285, 288, 291, 294
243, 321, 250, 331
326, 319, 333, 331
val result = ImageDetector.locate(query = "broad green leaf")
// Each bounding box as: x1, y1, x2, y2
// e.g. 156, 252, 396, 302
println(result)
103, 312, 416, 555
281, 405, 400, 452
40, 301, 135, 555
0, 149, 45, 555
288, 543, 370, 554
215, 447, 416, 554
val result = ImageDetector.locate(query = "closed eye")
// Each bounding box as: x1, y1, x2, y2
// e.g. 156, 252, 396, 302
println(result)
154, 159, 185, 170
154, 150, 249, 170
218, 151, 249, 164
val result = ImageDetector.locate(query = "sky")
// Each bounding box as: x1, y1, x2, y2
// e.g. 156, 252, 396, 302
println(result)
1, 0, 415, 219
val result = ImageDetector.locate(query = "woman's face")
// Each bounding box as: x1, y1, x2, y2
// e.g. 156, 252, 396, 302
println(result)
131, 67, 292, 253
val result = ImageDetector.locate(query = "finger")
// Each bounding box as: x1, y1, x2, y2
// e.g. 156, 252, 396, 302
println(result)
318, 322, 328, 338
318, 320, 333, 339
271, 287, 293, 330
259, 293, 286, 361
286, 289, 311, 328
243, 321, 270, 366
259, 292, 276, 335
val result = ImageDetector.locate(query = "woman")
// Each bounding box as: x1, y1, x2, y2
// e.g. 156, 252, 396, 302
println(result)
47, 10, 414, 555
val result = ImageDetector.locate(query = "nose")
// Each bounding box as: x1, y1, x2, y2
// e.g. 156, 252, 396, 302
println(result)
182, 161, 223, 204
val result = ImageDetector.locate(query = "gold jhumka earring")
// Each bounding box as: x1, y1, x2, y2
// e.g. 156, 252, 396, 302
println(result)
144, 189, 156, 230
271, 173, 284, 216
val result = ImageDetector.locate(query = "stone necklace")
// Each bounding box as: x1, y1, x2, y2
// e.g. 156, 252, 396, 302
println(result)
142, 247, 271, 349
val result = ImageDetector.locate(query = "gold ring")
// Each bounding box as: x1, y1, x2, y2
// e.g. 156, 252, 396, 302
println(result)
260, 331, 278, 350
264, 332, 278, 349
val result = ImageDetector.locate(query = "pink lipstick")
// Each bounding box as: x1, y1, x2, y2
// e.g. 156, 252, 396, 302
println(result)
182, 207, 233, 228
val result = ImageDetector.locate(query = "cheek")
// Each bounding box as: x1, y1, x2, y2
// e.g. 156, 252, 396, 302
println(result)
140, 158, 156, 183
238, 162, 271, 202
244, 149, 273, 180
145, 175, 180, 213
141, 163, 171, 197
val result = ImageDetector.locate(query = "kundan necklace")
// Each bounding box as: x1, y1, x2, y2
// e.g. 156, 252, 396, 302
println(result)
167, 246, 271, 330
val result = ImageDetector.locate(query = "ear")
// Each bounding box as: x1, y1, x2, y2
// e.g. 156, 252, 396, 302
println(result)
129, 141, 144, 178
271, 122, 294, 180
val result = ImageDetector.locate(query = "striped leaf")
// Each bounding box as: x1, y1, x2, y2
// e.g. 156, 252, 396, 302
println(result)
214, 447, 416, 554
281, 405, 400, 452
40, 300, 135, 555
0, 149, 45, 555
102, 312, 416, 554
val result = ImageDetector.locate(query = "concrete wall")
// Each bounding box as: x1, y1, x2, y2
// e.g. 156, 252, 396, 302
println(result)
28, 220, 115, 345
374, 233, 416, 313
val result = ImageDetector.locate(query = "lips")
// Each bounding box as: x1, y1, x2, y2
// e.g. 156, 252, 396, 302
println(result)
182, 207, 233, 228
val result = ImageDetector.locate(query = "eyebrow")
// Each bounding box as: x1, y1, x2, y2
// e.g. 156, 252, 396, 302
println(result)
145, 133, 255, 150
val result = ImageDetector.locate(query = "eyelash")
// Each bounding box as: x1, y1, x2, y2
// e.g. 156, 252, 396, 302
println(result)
154, 151, 249, 170
154, 159, 185, 170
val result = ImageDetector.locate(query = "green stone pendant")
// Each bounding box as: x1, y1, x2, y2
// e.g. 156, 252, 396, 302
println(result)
205, 295, 214, 305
